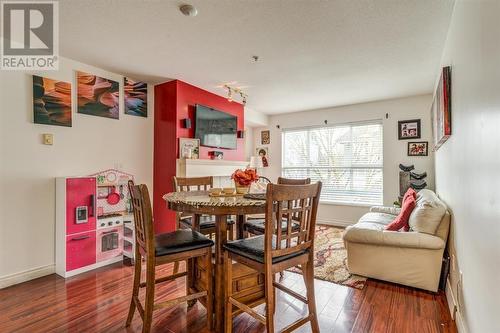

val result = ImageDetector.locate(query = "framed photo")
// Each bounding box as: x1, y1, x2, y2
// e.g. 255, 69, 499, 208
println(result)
398, 119, 421, 140
261, 130, 270, 145
431, 66, 452, 151
77, 71, 120, 119
256, 147, 269, 167
179, 138, 200, 159
408, 141, 428, 156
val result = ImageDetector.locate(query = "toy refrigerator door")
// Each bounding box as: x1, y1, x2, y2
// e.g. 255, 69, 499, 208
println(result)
66, 231, 96, 271
66, 177, 96, 235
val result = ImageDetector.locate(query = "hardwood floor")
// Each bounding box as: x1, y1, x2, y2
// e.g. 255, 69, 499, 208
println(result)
0, 262, 456, 333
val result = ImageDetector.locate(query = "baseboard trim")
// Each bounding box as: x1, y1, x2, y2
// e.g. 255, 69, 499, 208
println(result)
317, 218, 355, 228
445, 277, 467, 333
0, 264, 55, 289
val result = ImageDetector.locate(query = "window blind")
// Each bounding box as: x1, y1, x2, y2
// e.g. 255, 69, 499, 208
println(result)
282, 121, 383, 205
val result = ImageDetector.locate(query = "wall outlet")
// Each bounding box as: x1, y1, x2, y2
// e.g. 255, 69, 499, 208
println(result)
42, 133, 53, 145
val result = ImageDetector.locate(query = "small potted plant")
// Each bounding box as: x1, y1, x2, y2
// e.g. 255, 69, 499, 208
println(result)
231, 168, 259, 194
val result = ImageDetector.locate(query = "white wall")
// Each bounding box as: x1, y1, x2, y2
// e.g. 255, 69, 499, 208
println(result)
435, 1, 500, 332
0, 57, 154, 286
253, 95, 435, 226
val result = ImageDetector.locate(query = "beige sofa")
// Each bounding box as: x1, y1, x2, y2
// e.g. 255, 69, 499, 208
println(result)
343, 189, 450, 292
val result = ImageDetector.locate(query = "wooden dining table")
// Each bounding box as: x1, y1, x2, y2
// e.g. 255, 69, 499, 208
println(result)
163, 190, 267, 332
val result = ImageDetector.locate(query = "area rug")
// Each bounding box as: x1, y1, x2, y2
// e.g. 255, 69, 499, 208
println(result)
288, 225, 367, 289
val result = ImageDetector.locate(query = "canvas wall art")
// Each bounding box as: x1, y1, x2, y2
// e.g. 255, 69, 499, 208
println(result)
33, 75, 72, 127
431, 66, 452, 150
124, 77, 147, 117
77, 71, 119, 119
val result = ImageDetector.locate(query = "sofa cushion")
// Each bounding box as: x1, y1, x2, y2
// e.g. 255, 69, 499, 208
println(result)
409, 189, 447, 235
369, 206, 401, 216
402, 188, 417, 203
358, 212, 395, 225
385, 195, 416, 231
343, 223, 445, 250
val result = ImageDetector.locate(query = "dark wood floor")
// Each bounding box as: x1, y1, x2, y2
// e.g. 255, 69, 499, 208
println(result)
0, 262, 456, 333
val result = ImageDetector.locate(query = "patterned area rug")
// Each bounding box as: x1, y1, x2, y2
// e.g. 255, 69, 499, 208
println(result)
289, 225, 367, 289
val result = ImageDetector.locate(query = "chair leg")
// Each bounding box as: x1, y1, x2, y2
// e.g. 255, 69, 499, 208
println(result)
205, 249, 214, 331
224, 251, 233, 333
264, 268, 275, 333
186, 258, 197, 307
303, 259, 320, 333
142, 258, 156, 333
126, 251, 142, 327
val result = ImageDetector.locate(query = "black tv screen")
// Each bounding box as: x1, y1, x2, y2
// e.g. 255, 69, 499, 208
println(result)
195, 104, 237, 150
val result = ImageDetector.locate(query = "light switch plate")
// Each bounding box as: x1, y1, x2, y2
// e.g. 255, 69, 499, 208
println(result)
43, 133, 53, 145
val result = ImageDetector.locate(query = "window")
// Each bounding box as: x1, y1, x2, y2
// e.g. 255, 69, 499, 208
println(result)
282, 121, 383, 205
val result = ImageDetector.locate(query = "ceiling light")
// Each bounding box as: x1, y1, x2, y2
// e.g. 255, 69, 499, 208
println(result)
179, 4, 198, 17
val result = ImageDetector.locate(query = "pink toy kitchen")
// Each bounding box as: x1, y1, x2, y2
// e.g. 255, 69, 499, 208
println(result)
56, 169, 135, 278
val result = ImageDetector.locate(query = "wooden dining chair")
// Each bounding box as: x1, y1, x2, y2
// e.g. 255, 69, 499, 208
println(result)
125, 181, 214, 333
223, 182, 322, 333
243, 177, 311, 237
173, 176, 235, 240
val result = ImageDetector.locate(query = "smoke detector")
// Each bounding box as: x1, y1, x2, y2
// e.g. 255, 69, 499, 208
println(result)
179, 4, 198, 17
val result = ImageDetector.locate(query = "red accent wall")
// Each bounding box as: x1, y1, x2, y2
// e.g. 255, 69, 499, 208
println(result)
153, 80, 245, 233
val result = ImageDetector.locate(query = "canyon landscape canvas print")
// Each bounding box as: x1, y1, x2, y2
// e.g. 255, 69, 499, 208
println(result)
33, 75, 72, 127
124, 77, 147, 117
77, 71, 119, 119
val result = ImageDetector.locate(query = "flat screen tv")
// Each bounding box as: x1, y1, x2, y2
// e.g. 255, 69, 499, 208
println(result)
195, 104, 237, 150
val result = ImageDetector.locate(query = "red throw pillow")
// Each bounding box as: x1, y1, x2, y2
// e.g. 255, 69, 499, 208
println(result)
385, 196, 416, 231
402, 188, 417, 203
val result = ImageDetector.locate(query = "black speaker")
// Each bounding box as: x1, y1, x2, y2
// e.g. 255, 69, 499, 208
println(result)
182, 118, 192, 129
237, 130, 245, 139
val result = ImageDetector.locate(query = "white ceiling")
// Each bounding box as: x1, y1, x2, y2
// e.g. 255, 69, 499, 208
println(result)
59, 0, 454, 114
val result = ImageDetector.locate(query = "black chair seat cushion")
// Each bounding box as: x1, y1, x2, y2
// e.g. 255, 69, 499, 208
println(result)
223, 235, 308, 264
244, 218, 300, 235
180, 215, 234, 229
155, 230, 214, 257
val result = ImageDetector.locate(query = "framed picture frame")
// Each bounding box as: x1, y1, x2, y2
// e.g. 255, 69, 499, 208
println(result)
261, 130, 270, 145
398, 119, 421, 140
256, 147, 269, 167
431, 66, 452, 151
408, 141, 428, 156
179, 138, 200, 159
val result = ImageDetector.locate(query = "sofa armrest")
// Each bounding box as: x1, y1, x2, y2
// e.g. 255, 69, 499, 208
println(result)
369, 206, 401, 216
343, 226, 445, 250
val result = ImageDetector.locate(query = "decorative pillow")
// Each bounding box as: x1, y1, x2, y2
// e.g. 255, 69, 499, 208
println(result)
385, 196, 416, 231
402, 188, 417, 203
409, 190, 447, 235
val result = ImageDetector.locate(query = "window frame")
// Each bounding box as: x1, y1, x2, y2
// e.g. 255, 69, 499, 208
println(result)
281, 119, 384, 206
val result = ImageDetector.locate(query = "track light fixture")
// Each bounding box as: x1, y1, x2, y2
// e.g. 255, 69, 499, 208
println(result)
223, 84, 248, 105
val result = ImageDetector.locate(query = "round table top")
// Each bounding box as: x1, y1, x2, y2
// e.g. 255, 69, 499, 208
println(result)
163, 190, 267, 215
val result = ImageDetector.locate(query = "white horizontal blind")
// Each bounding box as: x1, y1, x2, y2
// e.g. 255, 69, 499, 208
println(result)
282, 121, 383, 205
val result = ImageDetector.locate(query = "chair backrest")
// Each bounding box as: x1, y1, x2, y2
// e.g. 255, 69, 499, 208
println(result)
264, 182, 322, 262
277, 177, 311, 185
128, 180, 154, 256
173, 176, 213, 192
